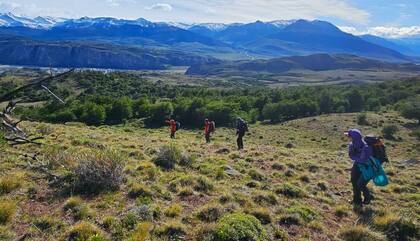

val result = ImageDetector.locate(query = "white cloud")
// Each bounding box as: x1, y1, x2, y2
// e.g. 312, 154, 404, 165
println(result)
145, 3, 172, 12
368, 26, 420, 39
339, 25, 420, 38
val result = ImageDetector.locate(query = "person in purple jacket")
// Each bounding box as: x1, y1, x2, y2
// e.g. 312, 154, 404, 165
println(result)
345, 129, 374, 207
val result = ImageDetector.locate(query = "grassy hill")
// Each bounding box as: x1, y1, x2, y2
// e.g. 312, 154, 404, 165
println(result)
0, 112, 418, 240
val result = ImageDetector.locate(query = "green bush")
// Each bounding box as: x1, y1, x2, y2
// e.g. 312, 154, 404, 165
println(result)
400, 99, 420, 124
357, 113, 368, 125
72, 149, 126, 195
382, 125, 398, 139
213, 213, 268, 241
79, 102, 106, 126
146, 102, 173, 127
107, 97, 133, 123
153, 145, 181, 170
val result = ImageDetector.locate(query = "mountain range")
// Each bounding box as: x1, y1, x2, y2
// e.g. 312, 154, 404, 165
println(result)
186, 53, 420, 76
0, 12, 419, 70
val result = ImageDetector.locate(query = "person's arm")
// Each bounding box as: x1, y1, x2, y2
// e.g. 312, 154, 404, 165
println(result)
348, 144, 362, 163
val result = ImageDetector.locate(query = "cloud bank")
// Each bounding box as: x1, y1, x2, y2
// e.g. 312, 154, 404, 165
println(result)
340, 26, 420, 38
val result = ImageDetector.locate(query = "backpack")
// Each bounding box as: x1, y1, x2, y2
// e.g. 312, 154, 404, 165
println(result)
364, 135, 389, 164
176, 121, 181, 131
238, 120, 248, 133
209, 121, 216, 133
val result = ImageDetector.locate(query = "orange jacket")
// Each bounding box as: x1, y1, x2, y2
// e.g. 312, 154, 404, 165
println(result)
166, 119, 177, 132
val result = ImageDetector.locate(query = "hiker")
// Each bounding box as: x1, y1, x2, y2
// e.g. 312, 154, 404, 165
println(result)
204, 119, 215, 143
345, 129, 374, 207
236, 117, 248, 150
166, 119, 177, 139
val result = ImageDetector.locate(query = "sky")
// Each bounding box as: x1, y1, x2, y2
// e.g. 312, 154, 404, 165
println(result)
0, 0, 419, 38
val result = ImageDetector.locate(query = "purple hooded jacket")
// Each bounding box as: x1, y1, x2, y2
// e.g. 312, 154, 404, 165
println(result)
347, 129, 373, 164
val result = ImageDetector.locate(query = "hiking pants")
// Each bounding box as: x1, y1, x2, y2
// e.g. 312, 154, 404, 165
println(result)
170, 131, 176, 139
237, 132, 245, 150
351, 163, 371, 205
205, 133, 211, 143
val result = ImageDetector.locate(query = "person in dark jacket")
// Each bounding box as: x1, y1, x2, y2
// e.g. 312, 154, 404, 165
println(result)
236, 117, 248, 150
346, 129, 374, 207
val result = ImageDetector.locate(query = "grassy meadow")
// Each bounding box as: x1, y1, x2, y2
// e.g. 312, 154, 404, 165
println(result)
0, 111, 418, 241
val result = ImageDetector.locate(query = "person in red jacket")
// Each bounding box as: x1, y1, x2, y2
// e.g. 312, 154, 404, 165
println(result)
204, 119, 211, 143
165, 119, 177, 139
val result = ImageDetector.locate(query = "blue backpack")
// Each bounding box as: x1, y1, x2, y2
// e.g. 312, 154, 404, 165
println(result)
358, 157, 389, 187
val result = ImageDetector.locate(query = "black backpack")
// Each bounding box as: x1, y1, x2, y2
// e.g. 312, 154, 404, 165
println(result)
364, 135, 389, 164
176, 121, 181, 131
238, 120, 248, 133
209, 121, 216, 133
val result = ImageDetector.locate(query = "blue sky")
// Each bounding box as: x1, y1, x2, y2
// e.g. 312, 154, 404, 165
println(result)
1, 0, 419, 37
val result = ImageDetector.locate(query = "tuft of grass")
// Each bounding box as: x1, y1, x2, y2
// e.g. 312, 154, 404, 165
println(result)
339, 225, 386, 241
0, 173, 23, 195
249, 207, 272, 224
72, 149, 126, 195
334, 205, 349, 218
0, 200, 16, 225
155, 221, 186, 238
128, 183, 153, 199
194, 176, 214, 193
165, 204, 183, 218
64, 221, 105, 241
33, 215, 59, 232
64, 197, 83, 211
63, 197, 93, 220
382, 125, 398, 139
373, 213, 419, 241
127, 222, 152, 241
276, 183, 307, 198
253, 191, 277, 206
153, 145, 181, 170
197, 204, 224, 222
248, 169, 266, 181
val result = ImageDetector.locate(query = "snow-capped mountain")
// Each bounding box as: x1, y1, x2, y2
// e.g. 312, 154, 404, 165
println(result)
0, 12, 63, 28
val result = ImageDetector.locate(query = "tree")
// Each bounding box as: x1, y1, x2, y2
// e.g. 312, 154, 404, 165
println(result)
319, 93, 333, 114
347, 89, 364, 112
107, 97, 133, 123
146, 102, 174, 127
80, 102, 106, 126
132, 98, 150, 118
400, 101, 420, 124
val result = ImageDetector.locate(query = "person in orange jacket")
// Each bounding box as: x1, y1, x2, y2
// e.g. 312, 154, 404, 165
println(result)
204, 119, 211, 143
165, 119, 177, 139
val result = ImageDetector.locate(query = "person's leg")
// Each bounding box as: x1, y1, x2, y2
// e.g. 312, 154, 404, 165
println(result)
238, 133, 244, 150
351, 164, 363, 206
360, 179, 372, 204
206, 133, 210, 143
237, 135, 241, 150
171, 131, 175, 139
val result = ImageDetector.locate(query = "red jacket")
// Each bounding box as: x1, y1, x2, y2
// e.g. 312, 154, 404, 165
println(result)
166, 119, 177, 132
204, 120, 210, 134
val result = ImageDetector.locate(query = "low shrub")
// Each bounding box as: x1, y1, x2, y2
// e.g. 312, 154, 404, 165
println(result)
382, 125, 398, 139
127, 222, 152, 241
339, 225, 386, 241
357, 113, 368, 125
253, 191, 277, 206
72, 149, 125, 195
213, 213, 268, 241
286, 204, 318, 223
153, 145, 181, 170
0, 200, 16, 225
